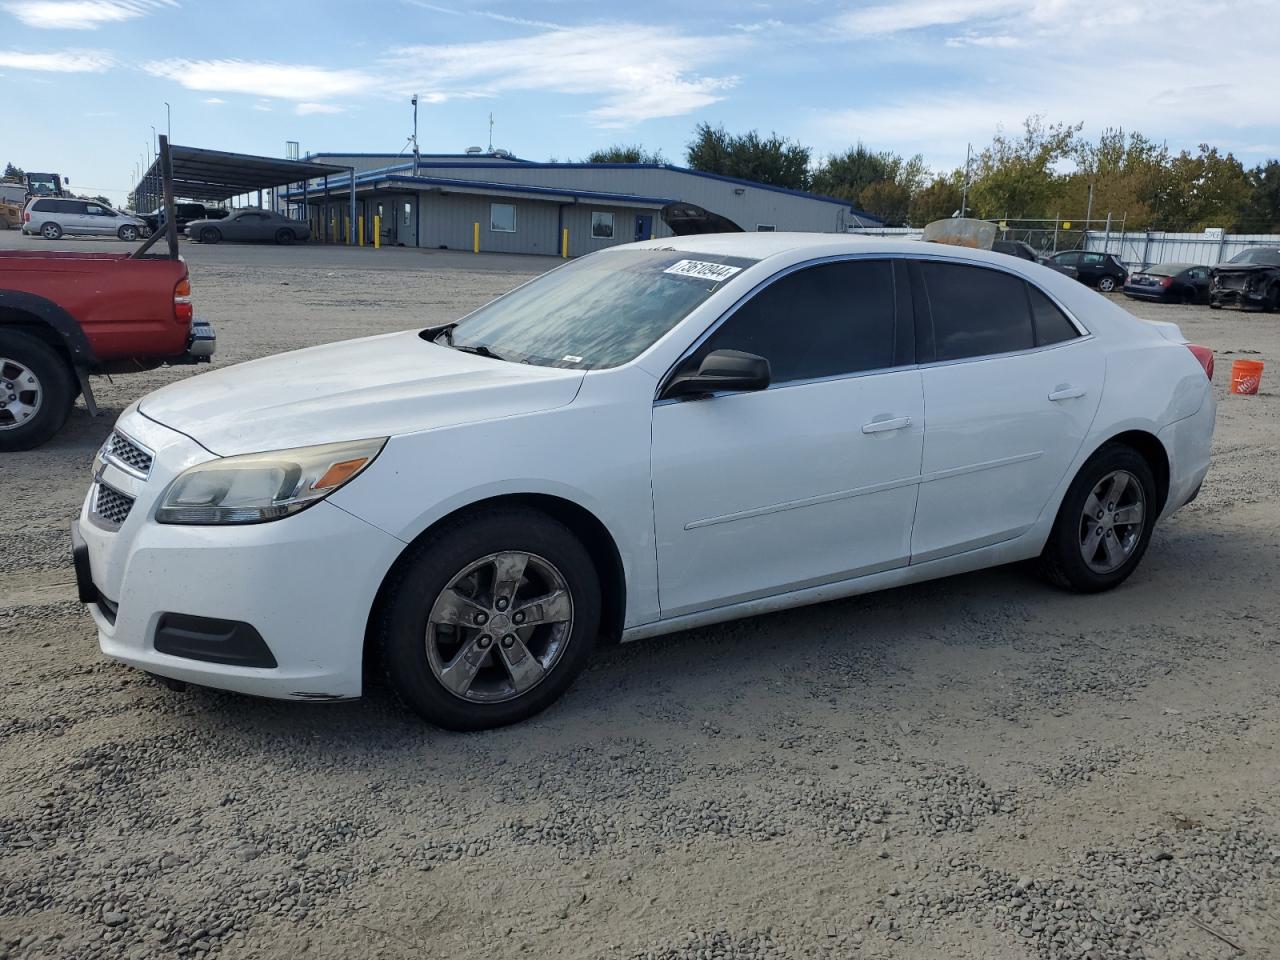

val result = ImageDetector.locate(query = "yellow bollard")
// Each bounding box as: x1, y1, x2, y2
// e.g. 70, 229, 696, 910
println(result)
358, 215, 365, 247
473, 222, 480, 253
343, 218, 350, 245
373, 215, 381, 249
561, 227, 568, 258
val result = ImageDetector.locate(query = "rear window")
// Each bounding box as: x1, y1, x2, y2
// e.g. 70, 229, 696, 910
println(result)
31, 198, 61, 212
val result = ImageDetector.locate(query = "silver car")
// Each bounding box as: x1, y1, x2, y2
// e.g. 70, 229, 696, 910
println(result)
22, 197, 146, 241
185, 207, 311, 245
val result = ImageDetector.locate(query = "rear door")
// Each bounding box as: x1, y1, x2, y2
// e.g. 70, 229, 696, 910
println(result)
909, 260, 1104, 563
650, 257, 924, 616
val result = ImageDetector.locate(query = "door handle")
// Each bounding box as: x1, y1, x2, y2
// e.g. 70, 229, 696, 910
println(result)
1048, 386, 1087, 401
862, 416, 911, 434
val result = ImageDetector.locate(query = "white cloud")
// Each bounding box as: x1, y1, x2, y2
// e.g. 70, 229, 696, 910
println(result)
387, 24, 746, 127
144, 59, 376, 101
3, 0, 174, 30
252, 102, 272, 112
835, 0, 1018, 35
0, 47, 112, 70
296, 102, 344, 115
945, 32, 1023, 47
202, 96, 223, 104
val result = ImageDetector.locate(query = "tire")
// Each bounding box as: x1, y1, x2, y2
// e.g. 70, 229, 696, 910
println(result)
0, 329, 76, 451
378, 507, 601, 730
1097, 276, 1117, 293
199, 227, 221, 244
117, 224, 139, 242
1209, 302, 1223, 310
40, 222, 62, 240
1039, 443, 1158, 593
274, 228, 295, 245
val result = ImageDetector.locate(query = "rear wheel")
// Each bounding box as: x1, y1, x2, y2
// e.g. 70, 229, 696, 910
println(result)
0, 329, 76, 451
199, 227, 221, 244
274, 228, 295, 245
1097, 276, 1117, 293
117, 224, 139, 242
40, 222, 62, 240
1039, 444, 1157, 593
378, 508, 601, 730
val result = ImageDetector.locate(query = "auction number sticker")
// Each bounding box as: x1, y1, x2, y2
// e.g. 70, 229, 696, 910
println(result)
663, 259, 743, 283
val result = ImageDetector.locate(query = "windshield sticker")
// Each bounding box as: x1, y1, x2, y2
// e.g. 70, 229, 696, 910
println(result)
663, 259, 744, 283
562, 355, 583, 363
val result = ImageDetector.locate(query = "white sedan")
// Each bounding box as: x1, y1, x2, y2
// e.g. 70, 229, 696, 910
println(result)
73, 234, 1216, 729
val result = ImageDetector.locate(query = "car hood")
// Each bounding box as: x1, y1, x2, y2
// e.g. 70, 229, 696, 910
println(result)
138, 330, 586, 456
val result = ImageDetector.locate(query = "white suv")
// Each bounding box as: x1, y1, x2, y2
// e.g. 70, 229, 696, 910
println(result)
22, 197, 146, 241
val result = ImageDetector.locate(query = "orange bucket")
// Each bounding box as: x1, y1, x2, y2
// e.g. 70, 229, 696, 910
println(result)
1230, 359, 1265, 395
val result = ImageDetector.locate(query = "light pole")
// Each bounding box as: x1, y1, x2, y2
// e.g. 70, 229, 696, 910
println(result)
150, 125, 157, 157
164, 101, 171, 140
410, 94, 420, 177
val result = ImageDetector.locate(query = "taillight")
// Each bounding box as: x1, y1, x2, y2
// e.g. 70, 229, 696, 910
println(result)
1160, 277, 1173, 288
174, 277, 193, 324
1187, 344, 1214, 380
22, 211, 30, 222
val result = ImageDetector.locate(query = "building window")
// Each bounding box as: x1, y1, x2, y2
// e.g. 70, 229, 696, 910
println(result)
402, 202, 411, 227
756, 224, 776, 232
591, 211, 615, 239
490, 203, 516, 233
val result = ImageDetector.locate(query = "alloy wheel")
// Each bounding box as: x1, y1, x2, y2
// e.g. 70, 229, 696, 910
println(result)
0, 358, 43, 431
1078, 469, 1145, 574
424, 551, 574, 703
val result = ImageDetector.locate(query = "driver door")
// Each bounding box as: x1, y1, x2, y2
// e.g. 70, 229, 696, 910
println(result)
650, 258, 924, 618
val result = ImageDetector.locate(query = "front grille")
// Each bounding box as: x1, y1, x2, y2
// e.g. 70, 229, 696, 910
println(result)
103, 431, 153, 478
92, 483, 135, 528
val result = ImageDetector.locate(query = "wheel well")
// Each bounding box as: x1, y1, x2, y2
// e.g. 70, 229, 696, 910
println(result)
363, 493, 627, 678
1102, 430, 1169, 514
0, 309, 75, 368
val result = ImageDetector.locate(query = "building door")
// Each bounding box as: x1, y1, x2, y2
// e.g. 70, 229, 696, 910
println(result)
398, 198, 417, 246
634, 214, 653, 242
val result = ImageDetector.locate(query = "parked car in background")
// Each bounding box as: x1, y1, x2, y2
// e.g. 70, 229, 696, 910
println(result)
186, 208, 310, 245
1123, 263, 1210, 304
21, 197, 147, 241
0, 249, 214, 448
992, 240, 1079, 279
1050, 251, 1128, 292
140, 203, 228, 234
1210, 248, 1280, 311
72, 234, 1215, 730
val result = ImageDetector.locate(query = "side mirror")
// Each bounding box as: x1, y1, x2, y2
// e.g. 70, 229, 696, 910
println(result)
662, 349, 771, 400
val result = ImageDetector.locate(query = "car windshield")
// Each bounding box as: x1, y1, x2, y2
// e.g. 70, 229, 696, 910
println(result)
1227, 249, 1280, 266
445, 249, 757, 369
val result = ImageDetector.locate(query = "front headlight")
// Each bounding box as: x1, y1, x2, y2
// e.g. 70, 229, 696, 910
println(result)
155, 438, 387, 525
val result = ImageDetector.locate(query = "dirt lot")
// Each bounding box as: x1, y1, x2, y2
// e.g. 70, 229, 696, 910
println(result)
2, 235, 1278, 960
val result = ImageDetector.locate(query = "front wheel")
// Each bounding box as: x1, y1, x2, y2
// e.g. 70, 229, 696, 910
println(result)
1039, 444, 1157, 593
117, 224, 139, 241
199, 227, 221, 244
0, 329, 76, 451
274, 228, 295, 245
1097, 276, 1117, 293
379, 508, 601, 730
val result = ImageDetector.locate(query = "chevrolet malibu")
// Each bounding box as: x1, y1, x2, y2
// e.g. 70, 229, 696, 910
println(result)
72, 234, 1216, 730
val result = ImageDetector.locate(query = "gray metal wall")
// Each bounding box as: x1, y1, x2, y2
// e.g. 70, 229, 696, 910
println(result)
1083, 231, 1280, 269
419, 193, 562, 256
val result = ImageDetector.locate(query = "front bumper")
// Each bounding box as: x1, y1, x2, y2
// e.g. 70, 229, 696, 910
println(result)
74, 412, 405, 700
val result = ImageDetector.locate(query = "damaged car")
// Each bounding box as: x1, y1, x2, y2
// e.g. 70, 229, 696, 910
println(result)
1210, 248, 1280, 311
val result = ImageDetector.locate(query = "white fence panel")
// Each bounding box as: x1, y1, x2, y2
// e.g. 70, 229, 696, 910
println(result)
1083, 231, 1280, 268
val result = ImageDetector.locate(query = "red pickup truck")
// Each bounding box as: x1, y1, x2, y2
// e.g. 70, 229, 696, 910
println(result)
0, 249, 214, 450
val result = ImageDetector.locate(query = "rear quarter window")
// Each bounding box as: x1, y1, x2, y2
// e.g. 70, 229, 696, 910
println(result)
921, 262, 1034, 361
1028, 285, 1080, 346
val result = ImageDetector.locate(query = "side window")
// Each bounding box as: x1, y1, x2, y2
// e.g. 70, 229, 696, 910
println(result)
1082, 253, 1104, 266
489, 203, 516, 233
1055, 251, 1080, 266
85, 204, 105, 216
921, 262, 1033, 361
694, 259, 899, 384
1027, 285, 1079, 346
32, 199, 53, 212
67, 201, 89, 215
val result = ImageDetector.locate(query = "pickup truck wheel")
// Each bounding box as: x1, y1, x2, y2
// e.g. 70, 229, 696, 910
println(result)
379, 508, 601, 730
0, 329, 75, 451
117, 225, 139, 241
274, 228, 296, 245
199, 227, 221, 244
40, 222, 63, 240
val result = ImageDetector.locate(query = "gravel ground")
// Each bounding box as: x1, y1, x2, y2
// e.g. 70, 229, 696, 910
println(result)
1, 235, 1278, 960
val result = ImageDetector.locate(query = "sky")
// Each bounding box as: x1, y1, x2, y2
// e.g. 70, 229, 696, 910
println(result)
1, 0, 1278, 206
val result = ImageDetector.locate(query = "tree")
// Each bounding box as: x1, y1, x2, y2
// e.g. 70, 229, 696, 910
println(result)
685, 122, 810, 190
858, 179, 912, 225
908, 174, 964, 225
2, 162, 23, 182
1060, 129, 1172, 230
810, 145, 890, 203
967, 117, 1081, 220
1239, 160, 1280, 233
1160, 145, 1250, 231
586, 144, 666, 164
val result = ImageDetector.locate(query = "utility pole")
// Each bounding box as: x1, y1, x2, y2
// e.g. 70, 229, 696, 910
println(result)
411, 94, 420, 177
488, 112, 494, 153
959, 142, 971, 218
1086, 181, 1095, 226
150, 126, 157, 158
164, 101, 171, 140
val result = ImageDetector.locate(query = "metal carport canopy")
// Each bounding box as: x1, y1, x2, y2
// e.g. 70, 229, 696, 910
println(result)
138, 144, 350, 202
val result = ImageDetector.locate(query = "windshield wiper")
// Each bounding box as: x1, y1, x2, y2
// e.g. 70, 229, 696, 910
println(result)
452, 343, 507, 361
